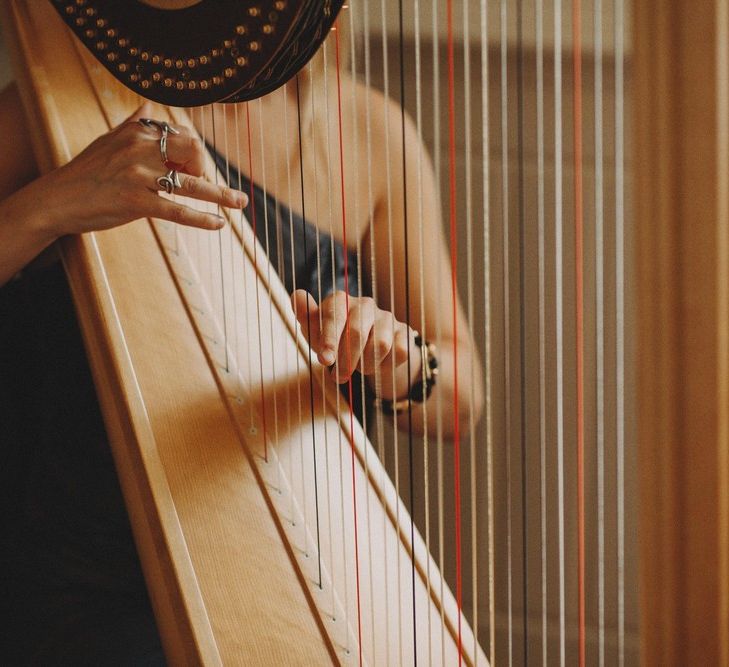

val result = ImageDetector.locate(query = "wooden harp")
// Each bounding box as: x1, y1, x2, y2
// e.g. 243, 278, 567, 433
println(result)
2, 0, 728, 665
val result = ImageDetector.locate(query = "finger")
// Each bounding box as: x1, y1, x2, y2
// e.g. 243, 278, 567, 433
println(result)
360, 314, 394, 375
337, 299, 376, 381
391, 325, 415, 367
175, 173, 247, 209
291, 290, 323, 353
163, 126, 205, 176
149, 195, 226, 231
319, 292, 349, 366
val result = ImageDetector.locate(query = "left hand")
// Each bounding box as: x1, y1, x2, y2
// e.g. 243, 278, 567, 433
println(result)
291, 290, 419, 384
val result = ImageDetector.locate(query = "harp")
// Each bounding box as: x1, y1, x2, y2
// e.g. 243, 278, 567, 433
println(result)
1, 0, 727, 665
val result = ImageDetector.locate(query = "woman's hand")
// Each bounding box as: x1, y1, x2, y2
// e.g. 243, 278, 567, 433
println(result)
291, 289, 421, 395
20, 102, 246, 239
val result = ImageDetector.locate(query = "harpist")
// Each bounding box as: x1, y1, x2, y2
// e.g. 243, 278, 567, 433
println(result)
0, 0, 482, 662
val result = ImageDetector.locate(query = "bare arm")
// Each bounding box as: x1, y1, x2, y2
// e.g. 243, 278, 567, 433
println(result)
0, 83, 53, 285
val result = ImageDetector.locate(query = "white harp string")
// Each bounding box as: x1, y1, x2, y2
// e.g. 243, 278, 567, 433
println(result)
594, 0, 606, 664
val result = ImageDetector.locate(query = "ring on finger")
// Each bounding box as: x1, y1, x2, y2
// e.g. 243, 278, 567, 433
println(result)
156, 169, 182, 195
139, 118, 180, 165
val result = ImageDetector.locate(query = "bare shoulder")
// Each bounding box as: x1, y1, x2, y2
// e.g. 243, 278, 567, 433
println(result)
0, 82, 38, 200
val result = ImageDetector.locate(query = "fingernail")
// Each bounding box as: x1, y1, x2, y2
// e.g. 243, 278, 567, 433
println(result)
213, 214, 225, 229
240, 193, 249, 207
321, 349, 335, 366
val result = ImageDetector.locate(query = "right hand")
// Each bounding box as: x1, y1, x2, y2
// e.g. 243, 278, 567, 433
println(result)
25, 102, 246, 239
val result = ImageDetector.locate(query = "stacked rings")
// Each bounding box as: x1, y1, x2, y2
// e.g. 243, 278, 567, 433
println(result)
138, 118, 182, 195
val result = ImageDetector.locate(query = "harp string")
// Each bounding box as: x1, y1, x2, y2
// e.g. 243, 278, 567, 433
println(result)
304, 61, 339, 616
376, 3, 406, 661
480, 0, 496, 663
429, 0, 449, 660
360, 4, 395, 658
293, 74, 325, 589
254, 98, 284, 495
571, 0, 587, 663
243, 103, 272, 466
394, 0, 419, 655
280, 83, 305, 546
411, 0, 435, 663
320, 43, 353, 651
499, 1, 513, 662
593, 0, 606, 663
445, 0, 464, 661
536, 0, 548, 664
516, 0, 529, 661
345, 13, 378, 656
460, 0, 480, 660
554, 0, 567, 662
210, 109, 229, 373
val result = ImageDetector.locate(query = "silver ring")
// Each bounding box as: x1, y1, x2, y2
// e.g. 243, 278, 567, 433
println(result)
138, 118, 180, 165
156, 169, 182, 195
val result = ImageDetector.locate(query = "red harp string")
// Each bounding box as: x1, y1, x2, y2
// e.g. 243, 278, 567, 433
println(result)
333, 23, 364, 664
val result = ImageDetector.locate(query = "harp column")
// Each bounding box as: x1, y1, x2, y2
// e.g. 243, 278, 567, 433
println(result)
635, 0, 729, 664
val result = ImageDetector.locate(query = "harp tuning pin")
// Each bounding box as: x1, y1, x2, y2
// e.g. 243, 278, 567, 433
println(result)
274, 1, 286, 9
187, 81, 197, 90
65, 5, 75, 15
236, 25, 247, 35
85, 7, 96, 16
248, 7, 261, 17
200, 80, 210, 90
175, 81, 184, 90
95, 41, 107, 51
140, 51, 150, 61
249, 41, 261, 52
106, 28, 116, 38
130, 73, 139, 83
175, 59, 184, 69
212, 75, 223, 85
95, 18, 106, 28
236, 56, 248, 67
152, 54, 161, 65
262, 24, 274, 35
152, 72, 162, 82
199, 55, 209, 65
141, 80, 151, 90
75, 17, 85, 27
75, 0, 86, 5
84, 28, 96, 38
129, 47, 139, 57
163, 58, 173, 68
187, 58, 197, 68
164, 77, 174, 88
118, 63, 129, 73
224, 67, 235, 78
118, 38, 128, 48
223, 39, 233, 49
106, 52, 117, 62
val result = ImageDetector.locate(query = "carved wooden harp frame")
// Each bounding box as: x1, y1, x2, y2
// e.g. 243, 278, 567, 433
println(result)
3, 0, 729, 664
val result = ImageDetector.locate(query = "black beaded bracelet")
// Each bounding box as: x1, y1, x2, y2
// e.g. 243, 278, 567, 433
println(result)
375, 335, 438, 415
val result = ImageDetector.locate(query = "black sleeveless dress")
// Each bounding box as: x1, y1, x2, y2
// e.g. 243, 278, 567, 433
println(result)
0, 159, 368, 664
